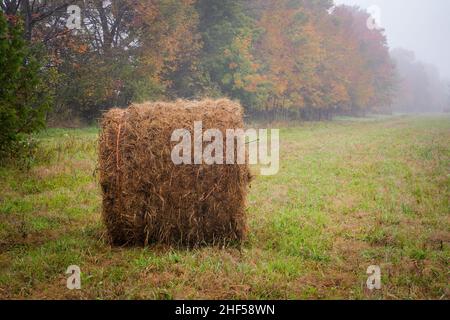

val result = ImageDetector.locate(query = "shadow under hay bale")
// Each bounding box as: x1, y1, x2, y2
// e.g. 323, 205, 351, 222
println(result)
98, 99, 251, 247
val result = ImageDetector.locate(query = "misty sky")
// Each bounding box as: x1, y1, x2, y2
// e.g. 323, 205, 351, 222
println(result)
334, 0, 450, 80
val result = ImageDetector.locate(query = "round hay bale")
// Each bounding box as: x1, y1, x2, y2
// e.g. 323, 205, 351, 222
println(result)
98, 99, 251, 247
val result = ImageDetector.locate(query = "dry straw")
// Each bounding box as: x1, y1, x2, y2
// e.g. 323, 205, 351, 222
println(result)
98, 99, 251, 247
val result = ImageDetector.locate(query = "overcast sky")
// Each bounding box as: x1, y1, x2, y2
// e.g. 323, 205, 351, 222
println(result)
334, 0, 450, 80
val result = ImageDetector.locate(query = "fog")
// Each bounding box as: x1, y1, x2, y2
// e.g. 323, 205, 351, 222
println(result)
334, 0, 450, 81
334, 0, 450, 112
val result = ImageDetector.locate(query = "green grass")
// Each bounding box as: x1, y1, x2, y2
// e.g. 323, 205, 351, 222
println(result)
0, 116, 449, 299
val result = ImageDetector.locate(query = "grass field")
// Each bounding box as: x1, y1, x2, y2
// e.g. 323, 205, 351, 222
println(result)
0, 115, 449, 299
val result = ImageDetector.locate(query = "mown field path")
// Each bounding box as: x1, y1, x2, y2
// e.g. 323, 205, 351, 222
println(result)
0, 115, 449, 299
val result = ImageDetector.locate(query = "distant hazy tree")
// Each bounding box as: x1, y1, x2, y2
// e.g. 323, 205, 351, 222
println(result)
391, 48, 447, 113
445, 84, 450, 112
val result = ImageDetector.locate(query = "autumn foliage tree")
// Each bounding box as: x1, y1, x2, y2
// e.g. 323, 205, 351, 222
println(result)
1, 0, 398, 124
332, 5, 395, 115
251, 1, 395, 119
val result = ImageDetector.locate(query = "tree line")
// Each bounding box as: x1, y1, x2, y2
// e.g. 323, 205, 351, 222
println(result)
1, 0, 441, 157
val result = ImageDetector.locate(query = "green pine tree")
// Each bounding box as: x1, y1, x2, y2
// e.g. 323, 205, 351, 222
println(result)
0, 13, 52, 160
